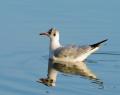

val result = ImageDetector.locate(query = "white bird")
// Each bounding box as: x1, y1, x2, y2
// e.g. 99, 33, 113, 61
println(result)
39, 28, 107, 87
40, 28, 108, 62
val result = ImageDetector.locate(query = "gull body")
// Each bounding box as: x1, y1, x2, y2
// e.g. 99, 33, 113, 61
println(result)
40, 28, 108, 62
39, 28, 107, 87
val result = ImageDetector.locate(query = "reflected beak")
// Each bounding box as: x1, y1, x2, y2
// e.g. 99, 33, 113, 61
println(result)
40, 32, 49, 36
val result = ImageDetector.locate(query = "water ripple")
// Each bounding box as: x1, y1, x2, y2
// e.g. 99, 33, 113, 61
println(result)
94, 51, 120, 56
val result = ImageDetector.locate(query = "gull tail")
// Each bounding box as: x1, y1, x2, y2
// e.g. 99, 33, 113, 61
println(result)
90, 39, 108, 48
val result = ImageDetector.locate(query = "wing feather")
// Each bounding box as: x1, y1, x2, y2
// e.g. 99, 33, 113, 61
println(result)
54, 45, 92, 58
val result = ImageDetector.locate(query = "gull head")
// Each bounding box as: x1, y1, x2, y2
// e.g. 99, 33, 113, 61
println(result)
40, 28, 60, 41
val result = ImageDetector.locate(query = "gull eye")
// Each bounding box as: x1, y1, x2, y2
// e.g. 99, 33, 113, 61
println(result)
48, 28, 53, 34
48, 31, 51, 34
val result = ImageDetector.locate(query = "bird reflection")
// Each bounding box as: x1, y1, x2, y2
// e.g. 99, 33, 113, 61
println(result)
38, 59, 103, 88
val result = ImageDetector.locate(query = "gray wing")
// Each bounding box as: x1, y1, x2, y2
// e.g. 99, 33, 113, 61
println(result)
54, 45, 92, 58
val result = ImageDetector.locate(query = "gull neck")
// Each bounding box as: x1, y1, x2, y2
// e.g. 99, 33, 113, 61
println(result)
49, 37, 61, 50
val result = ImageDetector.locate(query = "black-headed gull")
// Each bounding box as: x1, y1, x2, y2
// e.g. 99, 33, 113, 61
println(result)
40, 28, 108, 62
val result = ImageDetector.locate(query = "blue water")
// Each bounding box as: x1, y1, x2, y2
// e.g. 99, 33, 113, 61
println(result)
0, 0, 120, 95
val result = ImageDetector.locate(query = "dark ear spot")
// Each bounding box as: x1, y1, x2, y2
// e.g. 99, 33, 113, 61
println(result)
53, 33, 56, 36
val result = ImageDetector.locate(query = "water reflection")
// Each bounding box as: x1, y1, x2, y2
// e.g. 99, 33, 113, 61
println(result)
38, 59, 103, 88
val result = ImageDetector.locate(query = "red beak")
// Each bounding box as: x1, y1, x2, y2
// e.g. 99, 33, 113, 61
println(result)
40, 32, 49, 36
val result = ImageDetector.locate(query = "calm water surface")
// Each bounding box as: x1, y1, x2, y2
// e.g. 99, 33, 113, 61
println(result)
0, 0, 120, 95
